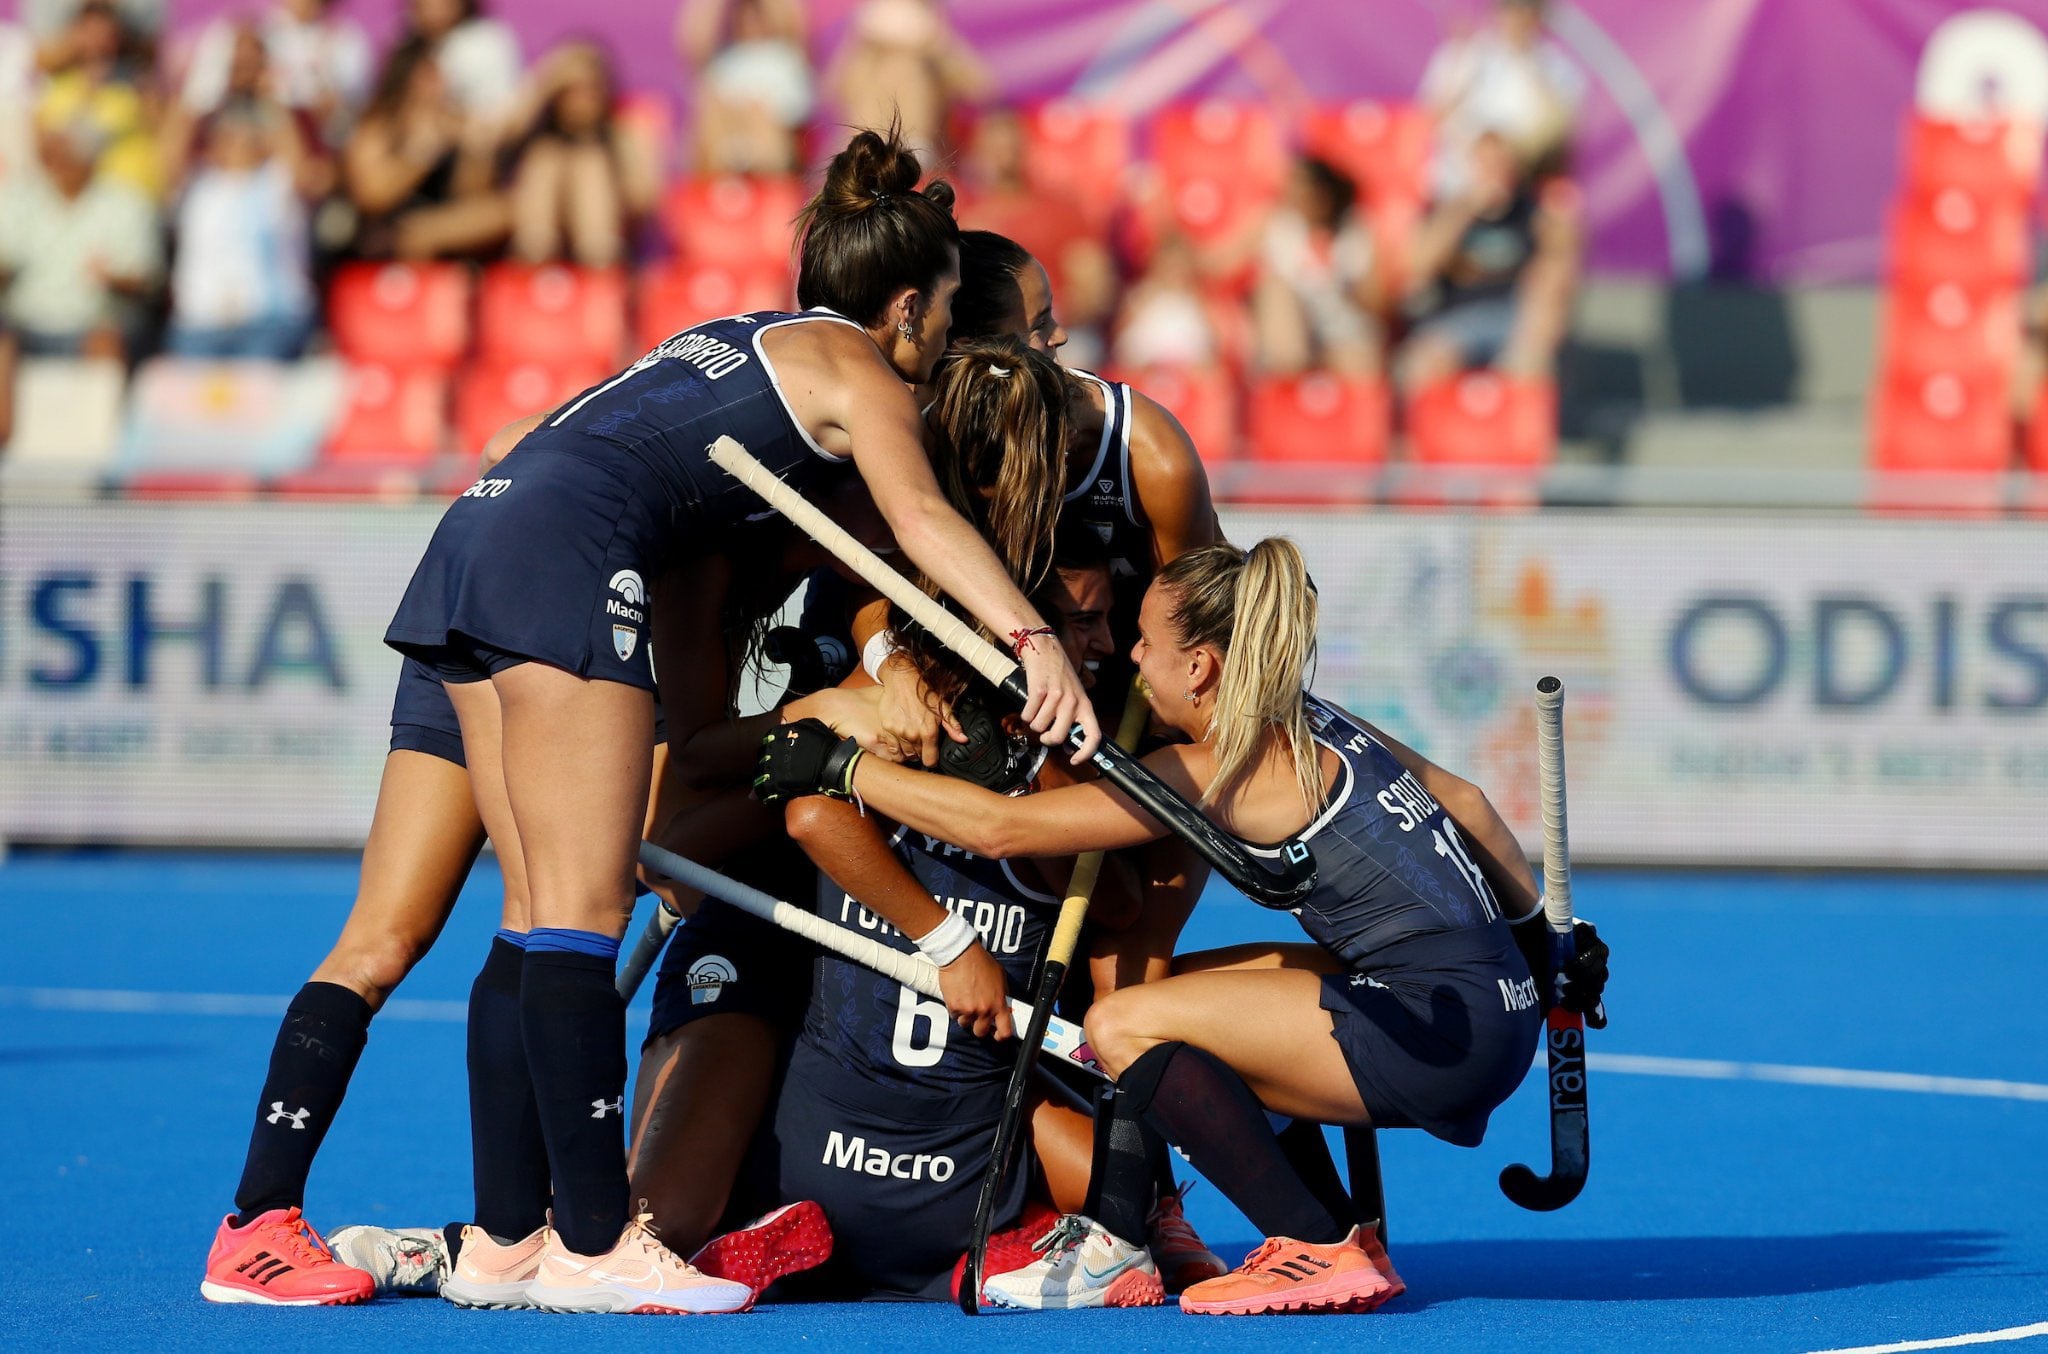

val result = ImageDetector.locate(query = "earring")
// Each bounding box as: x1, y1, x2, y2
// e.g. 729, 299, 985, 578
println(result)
897, 321, 914, 338
1183, 690, 1197, 703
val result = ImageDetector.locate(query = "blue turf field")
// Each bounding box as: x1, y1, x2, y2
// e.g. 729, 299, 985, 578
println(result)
1, 853, 2044, 1353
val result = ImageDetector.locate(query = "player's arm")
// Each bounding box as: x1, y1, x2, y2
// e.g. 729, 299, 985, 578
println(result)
480, 411, 545, 471
784, 795, 1013, 1041
1128, 392, 1223, 567
789, 324, 1098, 755
1340, 707, 1539, 918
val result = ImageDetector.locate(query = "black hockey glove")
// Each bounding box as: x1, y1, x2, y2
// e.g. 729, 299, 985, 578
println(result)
753, 718, 864, 807
937, 692, 1039, 795
1511, 914, 1610, 1029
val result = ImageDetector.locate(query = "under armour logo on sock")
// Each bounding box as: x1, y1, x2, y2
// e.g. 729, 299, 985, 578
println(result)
267, 1102, 311, 1130
590, 1096, 623, 1119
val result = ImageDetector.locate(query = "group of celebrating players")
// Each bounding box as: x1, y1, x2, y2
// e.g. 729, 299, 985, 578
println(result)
197, 124, 1610, 1319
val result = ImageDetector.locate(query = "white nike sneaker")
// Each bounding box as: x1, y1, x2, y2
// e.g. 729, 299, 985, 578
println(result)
327, 1224, 449, 1297
980, 1214, 1164, 1310
526, 1212, 753, 1314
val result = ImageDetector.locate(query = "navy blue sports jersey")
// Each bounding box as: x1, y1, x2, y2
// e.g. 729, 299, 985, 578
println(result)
1063, 371, 1150, 589
802, 825, 1057, 1099
518, 309, 865, 530
1286, 694, 1512, 970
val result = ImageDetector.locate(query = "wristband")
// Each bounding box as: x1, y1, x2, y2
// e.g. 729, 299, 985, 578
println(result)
862, 629, 901, 683
1008, 626, 1056, 657
914, 911, 977, 967
1505, 894, 1546, 926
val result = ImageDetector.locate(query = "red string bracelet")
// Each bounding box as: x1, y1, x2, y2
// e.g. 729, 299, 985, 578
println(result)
1008, 626, 1056, 657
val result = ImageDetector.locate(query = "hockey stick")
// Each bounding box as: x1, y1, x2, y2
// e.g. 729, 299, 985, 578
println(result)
617, 894, 683, 1000
634, 840, 1107, 1082
706, 435, 1318, 910
958, 684, 1148, 1314
1498, 675, 1590, 1211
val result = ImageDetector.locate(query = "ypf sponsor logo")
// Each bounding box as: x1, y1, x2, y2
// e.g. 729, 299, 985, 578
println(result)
822, 1131, 955, 1182
687, 954, 736, 1006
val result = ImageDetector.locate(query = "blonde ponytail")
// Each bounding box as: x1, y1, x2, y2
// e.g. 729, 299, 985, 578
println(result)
1157, 538, 1321, 811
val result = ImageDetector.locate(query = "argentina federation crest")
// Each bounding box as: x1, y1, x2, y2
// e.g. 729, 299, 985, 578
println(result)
613, 623, 638, 661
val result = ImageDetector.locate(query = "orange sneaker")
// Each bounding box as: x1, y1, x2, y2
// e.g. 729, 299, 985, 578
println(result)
440, 1223, 549, 1309
1147, 1184, 1228, 1293
1177, 1226, 1395, 1316
527, 1212, 752, 1314
1359, 1225, 1405, 1301
689, 1201, 834, 1303
200, 1208, 374, 1306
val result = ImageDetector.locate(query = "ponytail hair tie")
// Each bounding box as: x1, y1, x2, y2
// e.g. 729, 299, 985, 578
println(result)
987, 363, 1012, 377
871, 189, 892, 204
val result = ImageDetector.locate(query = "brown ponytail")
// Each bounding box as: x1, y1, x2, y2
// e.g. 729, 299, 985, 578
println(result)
795, 125, 960, 325
1156, 539, 1322, 812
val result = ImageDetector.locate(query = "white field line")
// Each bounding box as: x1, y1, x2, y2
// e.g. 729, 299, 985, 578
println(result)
6, 985, 2048, 1104
1809, 1320, 2048, 1353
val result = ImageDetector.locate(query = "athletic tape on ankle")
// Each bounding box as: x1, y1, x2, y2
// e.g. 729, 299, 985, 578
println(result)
913, 911, 976, 967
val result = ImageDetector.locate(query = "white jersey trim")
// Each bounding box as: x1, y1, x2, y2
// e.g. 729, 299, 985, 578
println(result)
751, 307, 867, 463
1240, 736, 1355, 857
1064, 368, 1118, 503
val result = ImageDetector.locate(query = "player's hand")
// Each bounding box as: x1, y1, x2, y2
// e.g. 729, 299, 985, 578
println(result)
1016, 638, 1100, 763
1559, 919, 1609, 1028
752, 718, 863, 806
875, 652, 964, 766
937, 942, 1014, 1042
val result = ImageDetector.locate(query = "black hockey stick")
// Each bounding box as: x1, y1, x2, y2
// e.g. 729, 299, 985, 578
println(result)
1499, 676, 1590, 1210
956, 686, 1148, 1313
706, 436, 1318, 910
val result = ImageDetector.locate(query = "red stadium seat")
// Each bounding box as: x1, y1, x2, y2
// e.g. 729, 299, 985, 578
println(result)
1886, 186, 2029, 287
1879, 280, 2021, 377
661, 174, 804, 267
326, 263, 472, 368
270, 457, 436, 499
1247, 373, 1391, 465
1151, 101, 1286, 197
453, 356, 610, 458
1870, 367, 2012, 473
322, 361, 450, 462
1023, 100, 1132, 222
2029, 380, 2048, 474
1111, 363, 1238, 465
1406, 372, 1557, 468
1902, 114, 2041, 200
475, 263, 630, 366
634, 259, 793, 352
1304, 100, 1433, 204
123, 471, 263, 500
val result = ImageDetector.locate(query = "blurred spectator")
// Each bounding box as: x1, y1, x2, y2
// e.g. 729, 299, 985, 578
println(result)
404, 0, 523, 128
162, 45, 327, 359
678, 0, 811, 174
0, 111, 163, 443
1112, 233, 1220, 371
1419, 0, 1583, 200
827, 0, 989, 165
1, 17, 33, 187
504, 41, 657, 267
958, 107, 1116, 367
181, 0, 372, 149
21, 0, 160, 44
1397, 129, 1581, 392
1252, 154, 1382, 376
33, 0, 161, 199
343, 37, 509, 261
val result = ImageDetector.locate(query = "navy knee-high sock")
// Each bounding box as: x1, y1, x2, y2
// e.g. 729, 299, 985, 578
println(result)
468, 932, 550, 1242
521, 929, 629, 1256
1083, 1081, 1158, 1244
233, 981, 372, 1222
1121, 1042, 1348, 1245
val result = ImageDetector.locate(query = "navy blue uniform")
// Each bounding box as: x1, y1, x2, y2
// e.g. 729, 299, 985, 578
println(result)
646, 848, 818, 1048
385, 309, 866, 688
1295, 694, 1541, 1146
1063, 371, 1150, 593
737, 826, 1057, 1301
388, 656, 468, 766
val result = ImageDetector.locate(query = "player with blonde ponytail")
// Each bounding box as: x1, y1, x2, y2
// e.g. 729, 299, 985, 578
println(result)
755, 535, 1610, 1315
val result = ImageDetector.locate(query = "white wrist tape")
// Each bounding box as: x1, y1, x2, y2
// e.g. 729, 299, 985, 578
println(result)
914, 911, 977, 967
862, 629, 902, 683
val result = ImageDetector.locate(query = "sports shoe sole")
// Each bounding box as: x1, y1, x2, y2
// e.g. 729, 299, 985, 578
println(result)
689, 1200, 834, 1303
199, 1279, 369, 1307
525, 1281, 752, 1315
983, 1266, 1166, 1310
1178, 1268, 1396, 1316
440, 1276, 542, 1310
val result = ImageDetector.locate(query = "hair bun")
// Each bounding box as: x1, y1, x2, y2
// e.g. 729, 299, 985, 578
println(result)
823, 126, 925, 212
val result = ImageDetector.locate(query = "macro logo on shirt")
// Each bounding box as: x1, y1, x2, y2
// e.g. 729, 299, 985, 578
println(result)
821, 1130, 956, 1182
686, 953, 736, 1005
607, 569, 646, 661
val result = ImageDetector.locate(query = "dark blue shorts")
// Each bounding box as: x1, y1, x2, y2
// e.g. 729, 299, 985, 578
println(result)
1321, 931, 1542, 1148
733, 1039, 1023, 1302
388, 656, 467, 767
646, 901, 811, 1048
385, 448, 663, 691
